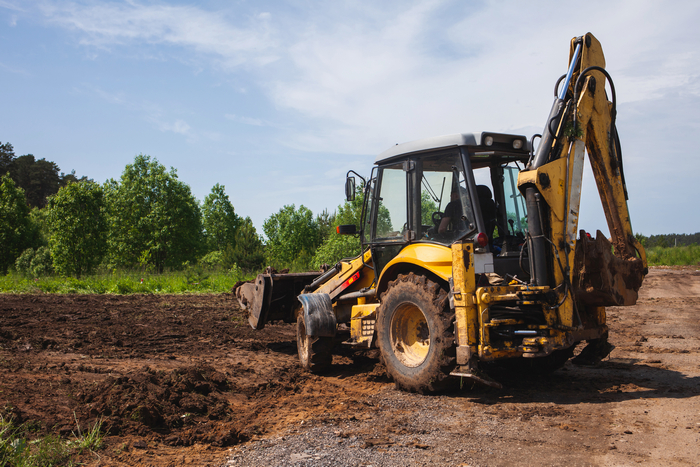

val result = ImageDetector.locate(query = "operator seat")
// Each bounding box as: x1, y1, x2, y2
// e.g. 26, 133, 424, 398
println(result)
476, 185, 497, 247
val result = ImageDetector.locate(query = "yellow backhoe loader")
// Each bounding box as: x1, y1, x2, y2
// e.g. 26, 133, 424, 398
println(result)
235, 33, 647, 391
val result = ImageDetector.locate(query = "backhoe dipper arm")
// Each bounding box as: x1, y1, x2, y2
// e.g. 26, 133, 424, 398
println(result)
518, 33, 647, 321
569, 35, 646, 266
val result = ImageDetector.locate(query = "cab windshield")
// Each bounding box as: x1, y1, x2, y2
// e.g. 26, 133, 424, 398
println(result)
419, 152, 475, 244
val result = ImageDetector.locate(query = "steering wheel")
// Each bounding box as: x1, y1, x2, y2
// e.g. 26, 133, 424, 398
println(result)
431, 211, 444, 228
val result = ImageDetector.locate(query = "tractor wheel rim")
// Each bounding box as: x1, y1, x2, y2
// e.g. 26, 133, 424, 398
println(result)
390, 302, 430, 367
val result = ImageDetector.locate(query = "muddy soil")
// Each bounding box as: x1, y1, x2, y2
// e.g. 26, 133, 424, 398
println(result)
0, 267, 698, 466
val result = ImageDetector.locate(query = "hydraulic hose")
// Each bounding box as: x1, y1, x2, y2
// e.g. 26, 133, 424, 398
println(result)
572, 65, 628, 200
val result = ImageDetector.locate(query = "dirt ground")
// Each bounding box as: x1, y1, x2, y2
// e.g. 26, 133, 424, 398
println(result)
0, 267, 698, 466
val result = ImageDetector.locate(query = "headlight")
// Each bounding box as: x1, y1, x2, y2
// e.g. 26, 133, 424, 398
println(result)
484, 136, 494, 146
512, 139, 523, 149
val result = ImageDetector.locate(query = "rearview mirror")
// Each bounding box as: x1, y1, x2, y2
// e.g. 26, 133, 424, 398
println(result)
336, 224, 357, 235
345, 176, 356, 201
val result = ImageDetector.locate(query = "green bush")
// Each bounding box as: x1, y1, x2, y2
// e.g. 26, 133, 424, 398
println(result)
0, 175, 33, 274
14, 247, 53, 277
312, 234, 361, 269
30, 246, 53, 277
183, 262, 210, 289
224, 217, 265, 272
15, 248, 35, 275
646, 245, 700, 266
200, 250, 224, 269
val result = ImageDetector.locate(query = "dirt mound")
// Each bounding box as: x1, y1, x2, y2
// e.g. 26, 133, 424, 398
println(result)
76, 364, 242, 446
0, 293, 336, 464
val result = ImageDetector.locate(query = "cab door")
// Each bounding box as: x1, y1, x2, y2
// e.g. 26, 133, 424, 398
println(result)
367, 160, 412, 276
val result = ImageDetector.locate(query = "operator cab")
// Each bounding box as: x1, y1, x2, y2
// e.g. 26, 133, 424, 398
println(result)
360, 132, 531, 282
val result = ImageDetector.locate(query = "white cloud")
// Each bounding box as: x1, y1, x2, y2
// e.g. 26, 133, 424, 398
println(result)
225, 114, 265, 126
0, 1, 23, 12
157, 119, 190, 135
263, 1, 700, 155
34, 1, 700, 155
13, 0, 700, 233
0, 60, 30, 75
38, 0, 279, 68
74, 83, 202, 140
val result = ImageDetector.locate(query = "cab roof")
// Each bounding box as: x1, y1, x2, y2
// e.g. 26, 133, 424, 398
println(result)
375, 131, 531, 165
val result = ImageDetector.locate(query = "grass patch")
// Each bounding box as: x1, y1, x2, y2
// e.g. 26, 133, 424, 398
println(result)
69, 413, 103, 455
0, 268, 256, 294
1, 246, 697, 295
646, 245, 700, 267
0, 413, 104, 467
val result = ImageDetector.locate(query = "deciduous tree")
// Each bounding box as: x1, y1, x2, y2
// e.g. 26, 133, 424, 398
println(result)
263, 204, 320, 270
106, 155, 203, 273
202, 183, 239, 252
10, 154, 61, 208
0, 141, 15, 176
47, 180, 107, 277
0, 174, 31, 273
312, 185, 364, 268
224, 216, 265, 272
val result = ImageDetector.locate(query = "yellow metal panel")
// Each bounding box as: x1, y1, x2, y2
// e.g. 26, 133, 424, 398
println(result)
351, 303, 379, 319
317, 248, 375, 297
450, 242, 477, 354
378, 243, 453, 284
517, 158, 568, 222
350, 303, 378, 347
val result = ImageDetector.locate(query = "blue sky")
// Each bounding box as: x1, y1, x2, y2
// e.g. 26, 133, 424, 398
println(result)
1, 0, 698, 236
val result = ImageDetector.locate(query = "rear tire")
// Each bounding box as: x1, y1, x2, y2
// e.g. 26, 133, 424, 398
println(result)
376, 273, 455, 393
297, 313, 333, 373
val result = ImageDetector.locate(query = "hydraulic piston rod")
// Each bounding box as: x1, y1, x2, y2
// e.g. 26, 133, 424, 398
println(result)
525, 39, 582, 287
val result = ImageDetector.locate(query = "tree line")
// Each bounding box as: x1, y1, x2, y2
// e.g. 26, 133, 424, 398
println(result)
635, 233, 700, 248
3, 140, 697, 279
0, 140, 362, 278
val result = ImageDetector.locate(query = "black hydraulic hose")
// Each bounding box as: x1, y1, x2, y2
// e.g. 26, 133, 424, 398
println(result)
540, 234, 583, 329
572, 65, 629, 201
527, 134, 542, 167
548, 107, 563, 138
614, 126, 628, 200
336, 288, 377, 302
573, 66, 616, 123
305, 263, 341, 291
529, 98, 565, 169
553, 74, 567, 98
573, 67, 617, 157
519, 236, 530, 281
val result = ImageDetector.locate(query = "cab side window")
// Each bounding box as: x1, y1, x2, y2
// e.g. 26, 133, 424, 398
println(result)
374, 164, 407, 240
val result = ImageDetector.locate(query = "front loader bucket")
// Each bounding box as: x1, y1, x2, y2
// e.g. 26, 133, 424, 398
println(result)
234, 270, 322, 330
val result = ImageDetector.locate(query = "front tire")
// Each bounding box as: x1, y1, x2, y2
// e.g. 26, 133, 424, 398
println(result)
297, 313, 333, 373
376, 273, 455, 393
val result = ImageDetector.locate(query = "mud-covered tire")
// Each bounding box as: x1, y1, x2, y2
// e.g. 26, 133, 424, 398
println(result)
296, 313, 333, 373
376, 273, 455, 393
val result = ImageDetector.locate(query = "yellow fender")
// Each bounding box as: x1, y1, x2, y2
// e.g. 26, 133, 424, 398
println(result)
376, 243, 452, 294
